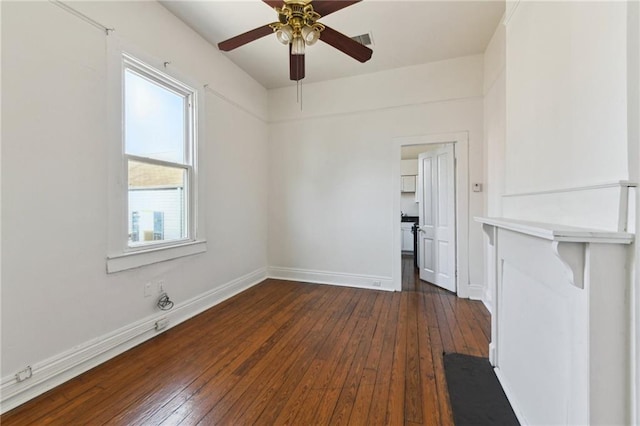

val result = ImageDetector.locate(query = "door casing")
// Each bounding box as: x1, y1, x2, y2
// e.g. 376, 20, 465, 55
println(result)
392, 132, 470, 297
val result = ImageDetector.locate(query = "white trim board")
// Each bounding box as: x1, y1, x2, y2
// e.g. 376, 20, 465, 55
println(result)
494, 367, 528, 426
392, 132, 471, 296
268, 267, 394, 292
0, 267, 268, 414
502, 180, 638, 198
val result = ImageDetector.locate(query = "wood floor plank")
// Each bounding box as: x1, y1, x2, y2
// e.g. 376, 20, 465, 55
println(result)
289, 290, 373, 425
1, 257, 491, 426
4, 281, 291, 424
424, 289, 455, 426
268, 289, 364, 425
151, 285, 328, 425
417, 285, 442, 425
62, 281, 298, 425
238, 291, 349, 425
404, 290, 424, 424
101, 281, 306, 425
366, 292, 401, 425
348, 294, 393, 424
308, 292, 379, 425
201, 285, 346, 424
386, 292, 408, 425
327, 293, 384, 425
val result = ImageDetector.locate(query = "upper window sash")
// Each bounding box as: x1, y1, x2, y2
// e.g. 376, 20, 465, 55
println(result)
122, 55, 195, 167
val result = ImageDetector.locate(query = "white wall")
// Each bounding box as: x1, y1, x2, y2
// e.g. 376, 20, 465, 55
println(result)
1, 0, 268, 409
400, 194, 419, 217
400, 159, 419, 216
629, 0, 640, 422
483, 19, 506, 218
482, 16, 506, 312
492, 1, 638, 423
267, 56, 485, 293
503, 1, 630, 230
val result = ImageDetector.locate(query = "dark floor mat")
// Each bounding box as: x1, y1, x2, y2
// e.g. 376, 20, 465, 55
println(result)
443, 353, 519, 426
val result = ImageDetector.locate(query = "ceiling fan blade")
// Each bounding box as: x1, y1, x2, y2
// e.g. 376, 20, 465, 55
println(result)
320, 25, 372, 63
289, 44, 305, 81
262, 0, 282, 8
313, 1, 362, 17
218, 24, 274, 51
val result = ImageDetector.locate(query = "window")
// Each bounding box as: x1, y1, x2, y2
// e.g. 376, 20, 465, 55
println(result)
124, 55, 194, 248
107, 49, 205, 273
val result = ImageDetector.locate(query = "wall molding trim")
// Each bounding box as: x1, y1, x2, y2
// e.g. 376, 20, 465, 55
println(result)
268, 266, 394, 292
502, 180, 637, 198
503, 0, 522, 27
466, 283, 486, 302
204, 85, 267, 124
481, 288, 493, 315
268, 95, 484, 125
494, 367, 528, 425
0, 267, 268, 414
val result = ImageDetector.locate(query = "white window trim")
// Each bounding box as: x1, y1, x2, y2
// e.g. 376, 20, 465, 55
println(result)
106, 37, 206, 273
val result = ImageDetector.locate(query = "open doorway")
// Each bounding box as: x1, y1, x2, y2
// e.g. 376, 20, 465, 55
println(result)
400, 143, 456, 292
392, 132, 470, 296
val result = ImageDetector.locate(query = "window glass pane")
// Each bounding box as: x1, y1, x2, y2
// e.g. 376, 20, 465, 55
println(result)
125, 69, 186, 164
128, 160, 187, 246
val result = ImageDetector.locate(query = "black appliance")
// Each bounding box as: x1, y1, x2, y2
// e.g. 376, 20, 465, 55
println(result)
411, 222, 419, 268
402, 215, 420, 269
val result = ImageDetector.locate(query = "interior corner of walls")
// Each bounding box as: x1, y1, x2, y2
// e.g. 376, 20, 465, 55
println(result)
504, 0, 522, 26
0, 267, 267, 414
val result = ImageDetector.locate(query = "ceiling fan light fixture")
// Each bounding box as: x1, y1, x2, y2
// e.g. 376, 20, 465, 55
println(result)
291, 36, 305, 55
301, 25, 320, 45
218, 0, 372, 84
275, 24, 294, 44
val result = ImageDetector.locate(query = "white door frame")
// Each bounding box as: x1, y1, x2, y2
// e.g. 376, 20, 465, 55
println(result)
391, 132, 470, 296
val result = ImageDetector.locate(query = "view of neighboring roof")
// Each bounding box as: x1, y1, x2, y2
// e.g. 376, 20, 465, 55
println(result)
128, 160, 184, 188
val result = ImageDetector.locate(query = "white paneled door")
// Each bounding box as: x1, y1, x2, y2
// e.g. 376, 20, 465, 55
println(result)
418, 145, 456, 292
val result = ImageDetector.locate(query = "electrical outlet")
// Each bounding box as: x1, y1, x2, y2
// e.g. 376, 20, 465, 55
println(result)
157, 280, 165, 294
373, 280, 382, 287
155, 318, 169, 331
16, 366, 32, 382
144, 282, 152, 298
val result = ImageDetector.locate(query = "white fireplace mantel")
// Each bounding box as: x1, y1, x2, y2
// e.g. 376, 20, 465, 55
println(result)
477, 217, 633, 426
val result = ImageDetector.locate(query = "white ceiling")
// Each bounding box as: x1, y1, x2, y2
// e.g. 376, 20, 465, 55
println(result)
161, 0, 505, 89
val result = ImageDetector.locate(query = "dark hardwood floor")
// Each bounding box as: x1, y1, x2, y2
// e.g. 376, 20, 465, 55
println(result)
1, 256, 490, 425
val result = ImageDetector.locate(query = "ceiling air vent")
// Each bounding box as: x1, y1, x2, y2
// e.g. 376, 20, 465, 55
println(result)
351, 33, 373, 46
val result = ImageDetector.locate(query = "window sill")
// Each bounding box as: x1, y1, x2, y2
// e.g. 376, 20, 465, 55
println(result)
106, 240, 207, 273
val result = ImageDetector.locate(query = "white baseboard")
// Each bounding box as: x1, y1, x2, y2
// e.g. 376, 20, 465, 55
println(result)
465, 283, 486, 301
268, 266, 395, 292
494, 366, 528, 426
482, 287, 493, 314
0, 267, 267, 414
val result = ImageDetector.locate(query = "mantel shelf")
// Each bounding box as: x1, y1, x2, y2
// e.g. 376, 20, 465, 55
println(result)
475, 217, 634, 244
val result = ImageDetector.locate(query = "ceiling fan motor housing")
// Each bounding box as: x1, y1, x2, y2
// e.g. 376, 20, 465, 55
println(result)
270, 1, 325, 51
